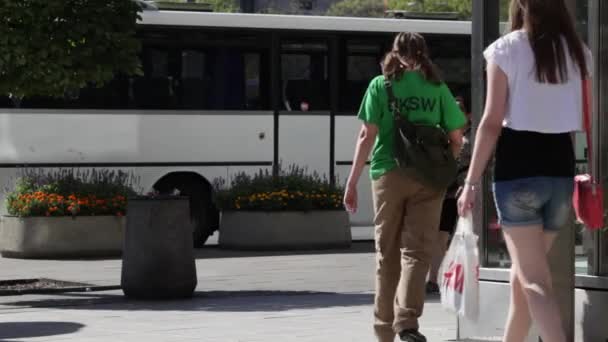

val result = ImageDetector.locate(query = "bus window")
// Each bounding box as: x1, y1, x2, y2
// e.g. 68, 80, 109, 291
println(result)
244, 53, 262, 109
340, 42, 382, 113
133, 48, 175, 109
2, 27, 270, 111
0, 96, 12, 108
76, 77, 131, 109
177, 49, 265, 110
19, 95, 72, 109
281, 40, 329, 112
179, 50, 206, 109
209, 50, 244, 110
348, 55, 379, 81
425, 34, 471, 103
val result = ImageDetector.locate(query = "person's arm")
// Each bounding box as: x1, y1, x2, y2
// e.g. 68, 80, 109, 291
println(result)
344, 76, 383, 213
457, 62, 508, 215
347, 123, 377, 188
439, 85, 467, 159
448, 129, 464, 158
344, 123, 378, 213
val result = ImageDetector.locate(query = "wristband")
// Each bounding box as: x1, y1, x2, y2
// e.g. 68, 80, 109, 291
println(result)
464, 180, 480, 192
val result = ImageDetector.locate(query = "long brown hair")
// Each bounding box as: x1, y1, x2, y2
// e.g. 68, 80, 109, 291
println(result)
509, 0, 588, 83
382, 32, 442, 84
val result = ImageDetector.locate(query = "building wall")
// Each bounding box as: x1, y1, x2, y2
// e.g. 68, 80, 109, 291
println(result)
459, 280, 608, 342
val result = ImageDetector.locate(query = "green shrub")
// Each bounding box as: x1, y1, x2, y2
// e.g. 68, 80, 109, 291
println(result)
5, 169, 140, 217
0, 0, 142, 102
213, 165, 345, 211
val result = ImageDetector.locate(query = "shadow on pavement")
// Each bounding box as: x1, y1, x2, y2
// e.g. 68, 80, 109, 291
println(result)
0, 321, 84, 342
2, 241, 375, 262
1, 290, 372, 312
193, 241, 375, 259
1, 290, 438, 313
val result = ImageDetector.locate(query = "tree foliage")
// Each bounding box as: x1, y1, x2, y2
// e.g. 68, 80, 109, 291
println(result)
208, 0, 239, 12
159, 0, 239, 12
0, 0, 142, 101
387, 0, 471, 19
328, 0, 511, 20
327, 0, 384, 18
500, 0, 510, 21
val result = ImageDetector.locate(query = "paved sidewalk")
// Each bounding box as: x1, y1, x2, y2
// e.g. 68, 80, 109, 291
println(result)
0, 241, 490, 342
0, 290, 460, 342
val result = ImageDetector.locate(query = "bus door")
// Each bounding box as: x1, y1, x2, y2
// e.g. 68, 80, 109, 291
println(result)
335, 38, 385, 226
279, 37, 330, 176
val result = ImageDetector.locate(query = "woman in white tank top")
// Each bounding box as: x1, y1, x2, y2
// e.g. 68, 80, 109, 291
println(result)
458, 1, 592, 342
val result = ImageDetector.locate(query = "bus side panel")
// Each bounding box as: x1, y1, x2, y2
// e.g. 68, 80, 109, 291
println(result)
279, 115, 330, 177
0, 110, 274, 212
0, 111, 274, 164
335, 116, 373, 226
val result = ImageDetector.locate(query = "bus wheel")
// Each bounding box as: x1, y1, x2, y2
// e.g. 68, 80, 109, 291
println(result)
152, 172, 219, 248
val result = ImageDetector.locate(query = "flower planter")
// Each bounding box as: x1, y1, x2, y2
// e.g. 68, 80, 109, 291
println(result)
219, 210, 351, 250
0, 216, 124, 259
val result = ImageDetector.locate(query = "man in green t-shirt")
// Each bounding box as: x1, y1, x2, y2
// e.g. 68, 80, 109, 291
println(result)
343, 32, 466, 342
358, 73, 467, 180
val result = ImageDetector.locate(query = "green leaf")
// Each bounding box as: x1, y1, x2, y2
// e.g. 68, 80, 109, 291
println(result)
0, 0, 142, 100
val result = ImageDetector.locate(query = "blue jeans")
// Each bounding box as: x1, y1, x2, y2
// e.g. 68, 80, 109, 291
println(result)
493, 177, 574, 231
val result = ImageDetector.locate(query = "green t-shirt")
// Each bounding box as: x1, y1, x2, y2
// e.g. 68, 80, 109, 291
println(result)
358, 72, 467, 180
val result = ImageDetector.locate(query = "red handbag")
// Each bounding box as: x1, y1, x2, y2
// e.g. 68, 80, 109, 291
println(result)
573, 78, 604, 231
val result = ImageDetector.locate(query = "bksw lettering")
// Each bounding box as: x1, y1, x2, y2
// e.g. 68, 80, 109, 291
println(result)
389, 96, 438, 113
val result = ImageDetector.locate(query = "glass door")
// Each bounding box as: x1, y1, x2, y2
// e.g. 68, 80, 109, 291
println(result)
594, 0, 608, 276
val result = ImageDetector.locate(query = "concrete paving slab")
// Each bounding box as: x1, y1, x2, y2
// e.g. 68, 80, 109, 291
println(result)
0, 240, 501, 342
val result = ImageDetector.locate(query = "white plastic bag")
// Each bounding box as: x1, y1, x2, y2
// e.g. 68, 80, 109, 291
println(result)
439, 213, 480, 321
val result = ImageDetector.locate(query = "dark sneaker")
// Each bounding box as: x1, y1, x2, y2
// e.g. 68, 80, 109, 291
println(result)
425, 281, 440, 294
399, 329, 427, 342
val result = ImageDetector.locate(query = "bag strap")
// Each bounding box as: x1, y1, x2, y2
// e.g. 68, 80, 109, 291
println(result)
385, 79, 421, 143
582, 76, 595, 182
455, 212, 474, 236
384, 79, 403, 121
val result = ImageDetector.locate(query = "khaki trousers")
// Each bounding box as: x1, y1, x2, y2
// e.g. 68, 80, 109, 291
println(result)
372, 170, 445, 342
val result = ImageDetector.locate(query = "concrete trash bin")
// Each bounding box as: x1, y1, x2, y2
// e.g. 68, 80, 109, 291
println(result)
121, 196, 197, 299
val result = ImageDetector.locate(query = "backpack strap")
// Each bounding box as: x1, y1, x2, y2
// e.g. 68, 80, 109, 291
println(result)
384, 80, 402, 121
384, 78, 419, 141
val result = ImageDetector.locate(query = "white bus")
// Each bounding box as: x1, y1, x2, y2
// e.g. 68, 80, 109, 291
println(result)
0, 10, 472, 246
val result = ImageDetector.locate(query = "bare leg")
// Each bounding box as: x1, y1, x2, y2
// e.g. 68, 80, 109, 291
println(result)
503, 265, 532, 342
502, 226, 565, 342
503, 233, 557, 342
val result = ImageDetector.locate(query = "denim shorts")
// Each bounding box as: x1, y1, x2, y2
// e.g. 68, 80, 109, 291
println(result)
493, 177, 574, 231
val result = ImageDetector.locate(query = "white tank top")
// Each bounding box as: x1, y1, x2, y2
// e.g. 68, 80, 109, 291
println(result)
483, 30, 593, 134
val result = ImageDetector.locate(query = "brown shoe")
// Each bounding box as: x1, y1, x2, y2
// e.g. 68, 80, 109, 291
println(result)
399, 329, 427, 342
